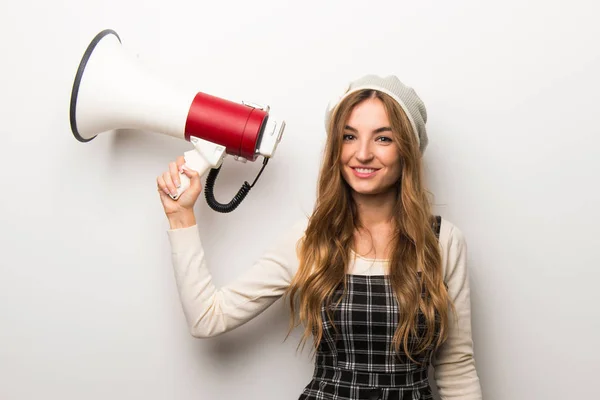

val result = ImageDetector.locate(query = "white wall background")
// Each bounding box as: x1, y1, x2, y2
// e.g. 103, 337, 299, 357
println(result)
1, 0, 599, 399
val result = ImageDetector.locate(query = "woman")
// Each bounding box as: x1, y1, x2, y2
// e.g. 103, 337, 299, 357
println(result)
157, 75, 483, 399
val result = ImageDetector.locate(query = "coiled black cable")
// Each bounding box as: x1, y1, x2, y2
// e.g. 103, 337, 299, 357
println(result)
204, 157, 269, 213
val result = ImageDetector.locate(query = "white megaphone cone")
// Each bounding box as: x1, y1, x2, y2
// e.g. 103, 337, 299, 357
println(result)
70, 29, 285, 212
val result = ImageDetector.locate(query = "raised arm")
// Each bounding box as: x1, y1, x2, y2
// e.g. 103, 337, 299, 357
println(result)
166, 219, 305, 338
432, 220, 483, 399
157, 156, 306, 338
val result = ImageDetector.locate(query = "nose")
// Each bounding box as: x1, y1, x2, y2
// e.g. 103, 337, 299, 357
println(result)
355, 137, 374, 163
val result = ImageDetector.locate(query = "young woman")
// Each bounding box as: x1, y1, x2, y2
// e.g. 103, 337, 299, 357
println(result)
157, 75, 483, 400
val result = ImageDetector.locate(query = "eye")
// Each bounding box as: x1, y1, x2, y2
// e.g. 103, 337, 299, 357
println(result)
375, 136, 393, 143
343, 134, 356, 141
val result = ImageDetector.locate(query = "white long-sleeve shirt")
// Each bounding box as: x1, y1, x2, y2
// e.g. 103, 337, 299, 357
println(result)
166, 217, 482, 399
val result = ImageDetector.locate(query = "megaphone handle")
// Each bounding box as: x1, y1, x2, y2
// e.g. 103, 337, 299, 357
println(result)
169, 149, 213, 200
168, 137, 226, 201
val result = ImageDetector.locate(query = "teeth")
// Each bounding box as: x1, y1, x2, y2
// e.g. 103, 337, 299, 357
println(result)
355, 168, 375, 173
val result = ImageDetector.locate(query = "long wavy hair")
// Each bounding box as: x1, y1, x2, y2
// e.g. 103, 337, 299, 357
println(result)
284, 89, 454, 364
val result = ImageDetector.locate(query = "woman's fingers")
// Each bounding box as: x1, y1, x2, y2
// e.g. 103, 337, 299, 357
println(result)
156, 175, 171, 197
162, 170, 178, 198
157, 156, 194, 204
169, 161, 181, 189
176, 155, 186, 170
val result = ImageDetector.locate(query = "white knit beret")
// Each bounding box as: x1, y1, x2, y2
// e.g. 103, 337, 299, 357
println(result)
324, 74, 428, 154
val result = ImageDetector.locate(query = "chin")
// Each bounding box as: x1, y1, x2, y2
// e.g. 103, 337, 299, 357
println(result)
344, 178, 398, 197
348, 184, 388, 196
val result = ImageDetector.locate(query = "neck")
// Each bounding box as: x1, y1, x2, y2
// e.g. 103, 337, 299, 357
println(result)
352, 189, 397, 229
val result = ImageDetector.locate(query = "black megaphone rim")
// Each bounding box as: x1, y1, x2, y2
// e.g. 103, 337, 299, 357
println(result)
69, 29, 122, 143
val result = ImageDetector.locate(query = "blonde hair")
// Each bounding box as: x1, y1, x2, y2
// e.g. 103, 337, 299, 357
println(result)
284, 90, 454, 363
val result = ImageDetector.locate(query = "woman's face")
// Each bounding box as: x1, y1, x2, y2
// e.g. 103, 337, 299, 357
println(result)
339, 97, 402, 197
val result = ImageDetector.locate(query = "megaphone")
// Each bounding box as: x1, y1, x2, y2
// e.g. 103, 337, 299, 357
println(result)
69, 29, 285, 212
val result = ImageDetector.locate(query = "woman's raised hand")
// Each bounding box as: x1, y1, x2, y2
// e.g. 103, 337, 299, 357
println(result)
157, 155, 202, 228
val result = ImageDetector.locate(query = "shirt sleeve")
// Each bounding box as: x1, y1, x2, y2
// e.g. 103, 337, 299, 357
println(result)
166, 218, 307, 338
432, 220, 483, 399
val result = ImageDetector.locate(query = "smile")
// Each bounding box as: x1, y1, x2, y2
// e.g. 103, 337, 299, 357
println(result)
351, 167, 380, 178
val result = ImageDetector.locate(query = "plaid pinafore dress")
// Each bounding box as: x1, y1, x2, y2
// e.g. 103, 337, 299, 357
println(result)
299, 216, 442, 400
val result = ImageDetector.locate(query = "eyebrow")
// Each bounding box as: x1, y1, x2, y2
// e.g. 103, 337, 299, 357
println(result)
344, 125, 392, 134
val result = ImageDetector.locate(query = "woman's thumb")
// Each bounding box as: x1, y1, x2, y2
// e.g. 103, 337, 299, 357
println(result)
181, 166, 202, 191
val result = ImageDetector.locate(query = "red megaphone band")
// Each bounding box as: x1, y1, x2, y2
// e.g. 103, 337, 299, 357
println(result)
185, 92, 268, 162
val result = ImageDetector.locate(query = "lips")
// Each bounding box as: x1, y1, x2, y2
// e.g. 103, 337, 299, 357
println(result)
351, 166, 380, 178
353, 167, 377, 173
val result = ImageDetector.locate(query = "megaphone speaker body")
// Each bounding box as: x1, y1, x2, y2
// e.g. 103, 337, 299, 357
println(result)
71, 30, 196, 143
